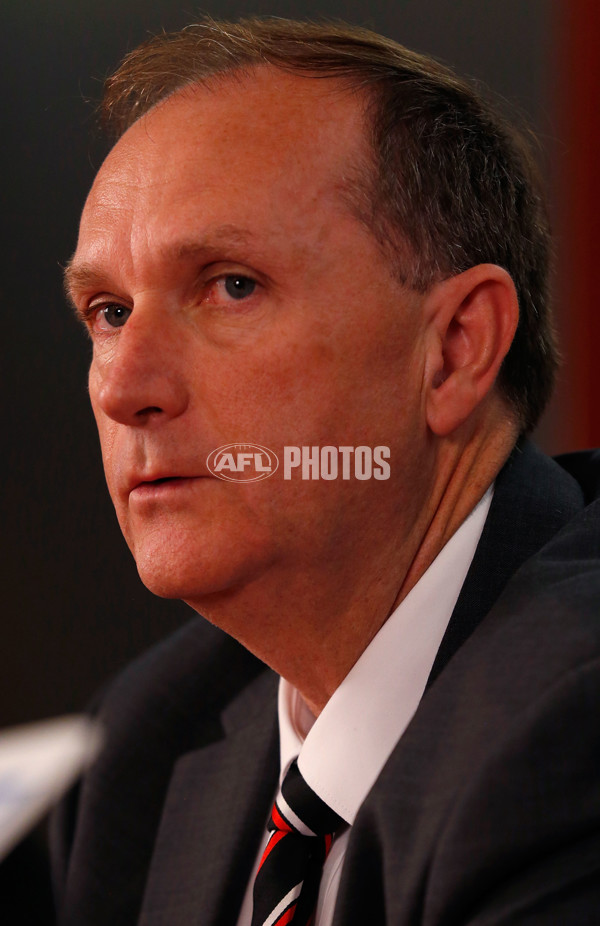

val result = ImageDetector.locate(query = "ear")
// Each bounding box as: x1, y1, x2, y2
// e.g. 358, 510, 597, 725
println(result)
424, 264, 519, 437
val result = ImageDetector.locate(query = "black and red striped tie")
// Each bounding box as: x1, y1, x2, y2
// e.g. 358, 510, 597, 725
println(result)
250, 759, 343, 926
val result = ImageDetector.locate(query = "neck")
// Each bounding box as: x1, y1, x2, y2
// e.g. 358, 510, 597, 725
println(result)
190, 406, 519, 715
398, 408, 519, 608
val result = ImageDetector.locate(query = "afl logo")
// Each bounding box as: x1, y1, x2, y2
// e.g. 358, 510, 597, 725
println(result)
207, 444, 279, 482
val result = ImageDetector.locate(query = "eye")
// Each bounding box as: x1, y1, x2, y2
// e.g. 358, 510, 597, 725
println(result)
95, 303, 132, 330
202, 269, 262, 311
223, 275, 257, 300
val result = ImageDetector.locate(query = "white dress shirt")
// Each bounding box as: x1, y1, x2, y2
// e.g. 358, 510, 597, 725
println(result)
236, 487, 493, 926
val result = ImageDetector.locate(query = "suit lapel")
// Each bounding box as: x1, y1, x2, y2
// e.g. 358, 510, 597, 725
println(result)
334, 444, 586, 925
428, 440, 584, 685
139, 669, 279, 926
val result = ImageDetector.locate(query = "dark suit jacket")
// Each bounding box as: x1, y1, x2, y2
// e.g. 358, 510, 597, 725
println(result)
51, 442, 600, 924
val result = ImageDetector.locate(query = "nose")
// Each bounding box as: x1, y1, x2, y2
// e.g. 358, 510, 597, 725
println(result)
90, 306, 189, 426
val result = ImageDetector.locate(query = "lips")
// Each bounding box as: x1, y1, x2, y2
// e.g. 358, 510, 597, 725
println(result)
129, 476, 203, 502
137, 476, 181, 487
130, 476, 193, 491
127, 469, 197, 492
131, 475, 180, 491
128, 474, 203, 498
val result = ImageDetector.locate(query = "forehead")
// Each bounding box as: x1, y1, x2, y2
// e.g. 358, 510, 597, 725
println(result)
79, 68, 370, 256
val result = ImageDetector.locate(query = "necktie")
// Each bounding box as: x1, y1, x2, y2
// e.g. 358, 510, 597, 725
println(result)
251, 759, 343, 926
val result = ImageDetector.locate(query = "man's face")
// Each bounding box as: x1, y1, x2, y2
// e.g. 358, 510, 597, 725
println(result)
68, 69, 431, 620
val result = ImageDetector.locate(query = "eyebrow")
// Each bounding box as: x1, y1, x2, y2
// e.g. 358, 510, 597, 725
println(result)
63, 261, 105, 310
63, 224, 258, 310
173, 225, 255, 260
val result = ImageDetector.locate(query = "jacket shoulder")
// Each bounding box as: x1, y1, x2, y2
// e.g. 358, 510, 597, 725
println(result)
51, 618, 268, 925
340, 497, 600, 925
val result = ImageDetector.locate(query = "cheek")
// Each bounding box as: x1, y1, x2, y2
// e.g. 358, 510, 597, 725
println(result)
205, 336, 405, 448
190, 340, 318, 440
89, 394, 124, 510
89, 364, 114, 453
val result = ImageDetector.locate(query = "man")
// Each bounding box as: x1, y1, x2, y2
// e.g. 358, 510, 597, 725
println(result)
52, 17, 600, 926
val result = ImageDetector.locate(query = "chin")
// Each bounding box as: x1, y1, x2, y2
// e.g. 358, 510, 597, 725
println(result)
131, 527, 276, 604
134, 556, 250, 602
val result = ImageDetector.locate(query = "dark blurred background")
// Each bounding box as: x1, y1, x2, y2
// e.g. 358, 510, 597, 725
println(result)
2, 0, 599, 732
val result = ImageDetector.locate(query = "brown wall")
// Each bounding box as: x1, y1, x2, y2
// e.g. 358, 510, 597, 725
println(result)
554, 0, 600, 450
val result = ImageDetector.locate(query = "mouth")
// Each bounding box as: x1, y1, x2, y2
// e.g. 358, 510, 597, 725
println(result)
129, 475, 202, 498
143, 476, 181, 486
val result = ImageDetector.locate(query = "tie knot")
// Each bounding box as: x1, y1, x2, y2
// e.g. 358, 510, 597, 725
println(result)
269, 759, 342, 839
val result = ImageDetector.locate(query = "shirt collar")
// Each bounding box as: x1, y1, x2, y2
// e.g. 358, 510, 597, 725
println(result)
278, 486, 493, 824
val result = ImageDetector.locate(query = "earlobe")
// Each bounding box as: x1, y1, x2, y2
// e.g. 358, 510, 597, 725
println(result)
425, 265, 519, 437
